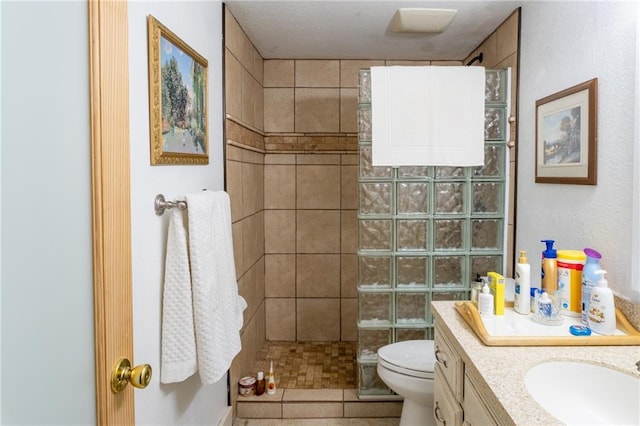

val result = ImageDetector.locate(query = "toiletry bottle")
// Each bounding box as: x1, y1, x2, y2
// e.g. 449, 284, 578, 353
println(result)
514, 250, 531, 315
256, 371, 266, 396
581, 248, 602, 325
540, 240, 558, 293
478, 282, 494, 317
587, 270, 616, 335
266, 361, 277, 395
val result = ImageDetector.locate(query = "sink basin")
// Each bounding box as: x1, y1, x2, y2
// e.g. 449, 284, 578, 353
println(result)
525, 361, 640, 425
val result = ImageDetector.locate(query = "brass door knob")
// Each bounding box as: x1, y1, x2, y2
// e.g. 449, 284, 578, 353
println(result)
111, 357, 152, 393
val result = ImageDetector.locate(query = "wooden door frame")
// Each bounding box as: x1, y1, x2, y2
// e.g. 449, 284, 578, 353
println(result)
89, 0, 134, 424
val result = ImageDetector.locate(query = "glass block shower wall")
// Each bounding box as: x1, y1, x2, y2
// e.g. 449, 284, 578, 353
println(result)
357, 68, 510, 396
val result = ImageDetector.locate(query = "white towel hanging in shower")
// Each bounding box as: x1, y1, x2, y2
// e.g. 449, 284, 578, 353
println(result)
371, 65, 485, 167
186, 190, 247, 384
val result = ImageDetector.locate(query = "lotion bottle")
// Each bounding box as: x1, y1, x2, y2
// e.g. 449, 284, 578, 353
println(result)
540, 240, 558, 293
587, 270, 616, 335
266, 361, 277, 395
514, 250, 531, 315
581, 248, 602, 325
478, 282, 494, 317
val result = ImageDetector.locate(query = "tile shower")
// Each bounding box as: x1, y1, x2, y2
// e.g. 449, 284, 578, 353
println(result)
356, 68, 510, 396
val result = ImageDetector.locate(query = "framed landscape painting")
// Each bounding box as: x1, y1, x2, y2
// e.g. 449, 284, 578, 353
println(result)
147, 15, 208, 165
535, 78, 597, 185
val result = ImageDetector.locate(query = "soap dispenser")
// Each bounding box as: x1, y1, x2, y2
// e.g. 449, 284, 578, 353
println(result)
587, 270, 616, 335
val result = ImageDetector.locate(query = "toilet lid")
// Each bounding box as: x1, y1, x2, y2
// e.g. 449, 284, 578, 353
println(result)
377, 340, 435, 377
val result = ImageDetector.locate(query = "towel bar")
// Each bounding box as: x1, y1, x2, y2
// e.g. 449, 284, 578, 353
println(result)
155, 194, 187, 216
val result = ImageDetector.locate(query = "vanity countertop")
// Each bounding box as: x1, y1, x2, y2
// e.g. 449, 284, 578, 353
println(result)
431, 300, 640, 425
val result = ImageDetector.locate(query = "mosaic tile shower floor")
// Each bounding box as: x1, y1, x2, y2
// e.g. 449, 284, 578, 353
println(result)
252, 341, 357, 389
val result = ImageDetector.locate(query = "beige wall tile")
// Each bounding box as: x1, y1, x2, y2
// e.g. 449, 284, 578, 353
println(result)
296, 165, 341, 209
243, 211, 264, 267
295, 88, 340, 133
237, 401, 283, 419
385, 60, 430, 66
282, 389, 343, 401
265, 153, 296, 165
242, 71, 263, 130
264, 88, 294, 133
477, 33, 499, 67
297, 298, 340, 341
283, 402, 343, 418
251, 46, 264, 86
224, 8, 244, 61
264, 60, 295, 87
344, 401, 403, 418
242, 162, 264, 217
430, 60, 464, 66
296, 154, 341, 165
496, 12, 519, 62
341, 254, 357, 298
340, 88, 357, 133
341, 298, 357, 342
296, 254, 340, 297
266, 254, 296, 297
341, 153, 357, 165
266, 298, 296, 340
341, 210, 357, 254
226, 144, 243, 161
226, 160, 243, 222
232, 221, 244, 275
225, 50, 242, 120
341, 165, 358, 210
265, 210, 296, 253
295, 60, 340, 87
265, 164, 296, 209
255, 256, 266, 308
296, 210, 340, 253
340, 60, 385, 87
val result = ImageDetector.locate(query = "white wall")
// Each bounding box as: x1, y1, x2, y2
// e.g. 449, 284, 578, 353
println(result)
518, 1, 639, 302
128, 2, 229, 424
0, 2, 96, 424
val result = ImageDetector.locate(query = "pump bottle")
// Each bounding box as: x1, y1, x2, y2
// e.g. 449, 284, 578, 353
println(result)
587, 270, 616, 335
581, 248, 602, 325
478, 282, 494, 317
514, 250, 531, 315
540, 240, 558, 294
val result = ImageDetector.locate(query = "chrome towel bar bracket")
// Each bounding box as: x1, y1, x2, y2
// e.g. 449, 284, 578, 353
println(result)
154, 194, 187, 216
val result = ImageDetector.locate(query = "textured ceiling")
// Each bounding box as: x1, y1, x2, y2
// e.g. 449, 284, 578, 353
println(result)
224, 1, 523, 60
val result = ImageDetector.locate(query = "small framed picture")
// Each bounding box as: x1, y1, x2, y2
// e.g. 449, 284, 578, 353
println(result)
535, 78, 597, 185
147, 15, 208, 165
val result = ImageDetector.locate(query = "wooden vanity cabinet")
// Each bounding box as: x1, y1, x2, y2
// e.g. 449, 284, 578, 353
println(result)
434, 324, 499, 426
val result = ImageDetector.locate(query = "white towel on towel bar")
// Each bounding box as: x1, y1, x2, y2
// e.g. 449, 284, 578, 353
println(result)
186, 190, 247, 384
161, 208, 198, 384
371, 65, 485, 167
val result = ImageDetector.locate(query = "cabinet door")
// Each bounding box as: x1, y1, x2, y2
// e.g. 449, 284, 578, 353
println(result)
434, 325, 464, 400
434, 364, 463, 426
463, 373, 499, 426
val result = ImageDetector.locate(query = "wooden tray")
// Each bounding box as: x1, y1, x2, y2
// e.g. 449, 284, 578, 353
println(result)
455, 301, 640, 346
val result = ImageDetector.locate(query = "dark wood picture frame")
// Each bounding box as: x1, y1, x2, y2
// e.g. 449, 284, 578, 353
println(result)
535, 78, 597, 185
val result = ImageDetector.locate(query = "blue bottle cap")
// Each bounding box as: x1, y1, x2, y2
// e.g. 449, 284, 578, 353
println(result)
569, 325, 592, 336
541, 240, 557, 258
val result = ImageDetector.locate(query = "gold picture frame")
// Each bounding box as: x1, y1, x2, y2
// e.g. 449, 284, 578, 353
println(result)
147, 15, 208, 165
535, 78, 597, 184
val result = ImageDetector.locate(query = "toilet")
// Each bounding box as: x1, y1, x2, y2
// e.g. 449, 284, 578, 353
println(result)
377, 340, 436, 426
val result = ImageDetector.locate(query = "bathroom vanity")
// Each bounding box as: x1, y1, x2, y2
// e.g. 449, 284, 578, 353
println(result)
431, 301, 640, 425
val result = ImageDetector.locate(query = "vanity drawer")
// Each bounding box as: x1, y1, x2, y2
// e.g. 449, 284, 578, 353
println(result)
434, 325, 464, 400
463, 372, 499, 426
434, 363, 463, 426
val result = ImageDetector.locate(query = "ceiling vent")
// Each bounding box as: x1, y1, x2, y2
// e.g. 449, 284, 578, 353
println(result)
390, 8, 458, 34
